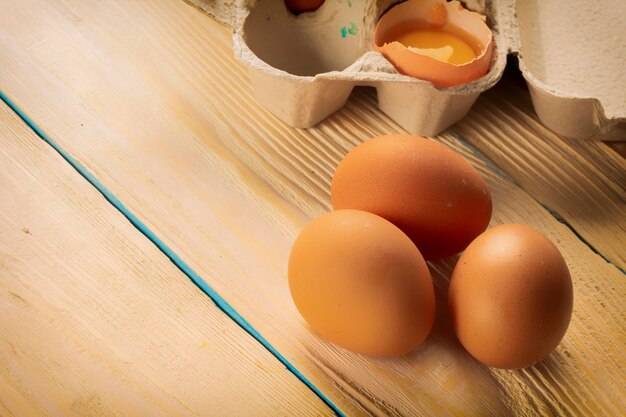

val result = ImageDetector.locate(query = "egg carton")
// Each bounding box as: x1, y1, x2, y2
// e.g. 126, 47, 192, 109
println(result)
186, 0, 626, 140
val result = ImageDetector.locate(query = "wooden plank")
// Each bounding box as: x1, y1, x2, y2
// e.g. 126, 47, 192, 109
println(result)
453, 80, 626, 270
0, 102, 333, 416
1, 0, 624, 415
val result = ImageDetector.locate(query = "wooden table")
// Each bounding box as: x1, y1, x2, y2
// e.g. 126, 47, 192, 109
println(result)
1, 1, 624, 416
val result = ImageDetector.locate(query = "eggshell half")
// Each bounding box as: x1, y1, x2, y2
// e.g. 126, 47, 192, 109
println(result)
448, 224, 574, 369
375, 0, 493, 87
288, 209, 435, 356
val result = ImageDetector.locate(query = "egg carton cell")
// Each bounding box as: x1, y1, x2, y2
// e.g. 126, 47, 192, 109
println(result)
187, 0, 626, 140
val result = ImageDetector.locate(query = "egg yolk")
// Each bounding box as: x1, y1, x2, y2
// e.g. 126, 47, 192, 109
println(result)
394, 30, 477, 65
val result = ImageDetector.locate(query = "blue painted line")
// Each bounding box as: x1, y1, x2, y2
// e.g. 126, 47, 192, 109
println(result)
0, 90, 345, 417
540, 203, 626, 276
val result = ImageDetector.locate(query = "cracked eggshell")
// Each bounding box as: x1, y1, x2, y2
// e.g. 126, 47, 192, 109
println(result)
374, 0, 494, 87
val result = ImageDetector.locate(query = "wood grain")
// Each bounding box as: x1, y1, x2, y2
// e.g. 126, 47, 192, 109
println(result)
454, 81, 626, 270
606, 142, 626, 159
0, 0, 624, 415
0, 102, 333, 416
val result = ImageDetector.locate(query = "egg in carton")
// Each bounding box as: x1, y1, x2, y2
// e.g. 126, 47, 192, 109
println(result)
186, 0, 625, 140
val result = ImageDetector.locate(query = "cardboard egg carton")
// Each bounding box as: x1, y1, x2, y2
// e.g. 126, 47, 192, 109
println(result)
186, 0, 625, 140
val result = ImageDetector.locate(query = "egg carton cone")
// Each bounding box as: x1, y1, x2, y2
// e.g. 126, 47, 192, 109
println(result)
187, 0, 626, 140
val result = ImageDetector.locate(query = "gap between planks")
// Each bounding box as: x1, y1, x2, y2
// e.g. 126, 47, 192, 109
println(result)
0, 100, 334, 416
0, 91, 345, 417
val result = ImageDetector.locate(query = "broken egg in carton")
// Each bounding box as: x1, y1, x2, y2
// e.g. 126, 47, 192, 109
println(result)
187, 0, 626, 140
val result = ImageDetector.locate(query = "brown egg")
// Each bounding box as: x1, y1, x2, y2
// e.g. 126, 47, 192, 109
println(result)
374, 0, 493, 87
284, 0, 324, 14
331, 135, 492, 260
448, 224, 574, 369
288, 209, 435, 356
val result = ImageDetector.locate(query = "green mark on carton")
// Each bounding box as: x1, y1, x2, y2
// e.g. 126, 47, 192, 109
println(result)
340, 22, 358, 38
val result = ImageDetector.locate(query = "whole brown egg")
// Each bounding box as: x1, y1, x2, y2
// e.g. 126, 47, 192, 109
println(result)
331, 135, 492, 260
288, 209, 435, 356
448, 224, 574, 369
284, 0, 324, 14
